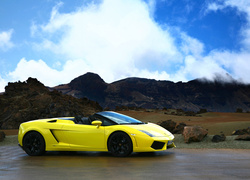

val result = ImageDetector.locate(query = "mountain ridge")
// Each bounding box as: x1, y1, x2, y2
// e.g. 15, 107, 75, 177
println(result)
53, 72, 250, 112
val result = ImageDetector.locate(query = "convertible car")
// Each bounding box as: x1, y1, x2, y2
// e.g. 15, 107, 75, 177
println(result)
18, 111, 175, 157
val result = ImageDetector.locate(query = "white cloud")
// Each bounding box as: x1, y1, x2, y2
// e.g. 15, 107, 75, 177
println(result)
32, 0, 180, 83
207, 3, 225, 12
206, 50, 250, 82
180, 33, 204, 57
171, 55, 228, 82
0, 29, 14, 51
8, 58, 92, 87
145, 0, 157, 17
0, 76, 7, 92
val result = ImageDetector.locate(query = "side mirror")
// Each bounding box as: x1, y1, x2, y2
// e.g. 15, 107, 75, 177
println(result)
91, 120, 102, 128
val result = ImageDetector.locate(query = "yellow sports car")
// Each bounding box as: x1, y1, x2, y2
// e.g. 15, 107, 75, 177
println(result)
18, 111, 175, 157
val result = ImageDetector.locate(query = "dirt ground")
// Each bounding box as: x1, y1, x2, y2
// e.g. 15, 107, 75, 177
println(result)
1, 129, 18, 136
118, 110, 250, 136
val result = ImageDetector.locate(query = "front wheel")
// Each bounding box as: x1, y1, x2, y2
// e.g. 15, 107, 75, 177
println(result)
108, 132, 132, 157
22, 131, 45, 156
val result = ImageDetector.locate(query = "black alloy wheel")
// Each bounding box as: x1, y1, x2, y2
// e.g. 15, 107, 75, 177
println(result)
22, 131, 45, 156
108, 132, 132, 157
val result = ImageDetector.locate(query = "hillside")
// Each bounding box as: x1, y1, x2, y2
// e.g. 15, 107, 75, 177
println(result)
0, 78, 102, 129
54, 72, 250, 112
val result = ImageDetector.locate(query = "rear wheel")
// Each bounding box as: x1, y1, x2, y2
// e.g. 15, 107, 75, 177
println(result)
23, 131, 45, 156
108, 132, 132, 157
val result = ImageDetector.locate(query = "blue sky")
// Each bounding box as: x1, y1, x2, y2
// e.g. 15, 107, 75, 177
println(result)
1, 0, 250, 92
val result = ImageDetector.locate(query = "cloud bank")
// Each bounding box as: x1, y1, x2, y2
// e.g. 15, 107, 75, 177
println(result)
205, 0, 250, 82
34, 0, 180, 82
1, 0, 250, 92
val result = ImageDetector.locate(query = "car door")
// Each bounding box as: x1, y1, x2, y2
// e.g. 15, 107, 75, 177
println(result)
61, 123, 105, 150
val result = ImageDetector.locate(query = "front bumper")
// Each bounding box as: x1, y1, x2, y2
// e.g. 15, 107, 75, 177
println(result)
133, 135, 176, 152
151, 140, 176, 150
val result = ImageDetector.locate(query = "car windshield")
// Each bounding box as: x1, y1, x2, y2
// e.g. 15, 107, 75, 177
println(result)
97, 111, 144, 125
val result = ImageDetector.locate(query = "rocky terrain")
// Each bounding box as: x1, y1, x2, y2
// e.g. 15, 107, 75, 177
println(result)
1, 72, 250, 129
0, 78, 102, 129
54, 72, 250, 112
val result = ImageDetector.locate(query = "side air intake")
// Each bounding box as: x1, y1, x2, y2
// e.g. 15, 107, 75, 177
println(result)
151, 141, 165, 150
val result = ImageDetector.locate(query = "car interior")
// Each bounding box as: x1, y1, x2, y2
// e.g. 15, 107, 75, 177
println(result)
73, 115, 116, 126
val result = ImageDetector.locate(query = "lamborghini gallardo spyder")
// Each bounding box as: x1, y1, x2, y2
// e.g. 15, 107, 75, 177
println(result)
18, 111, 175, 157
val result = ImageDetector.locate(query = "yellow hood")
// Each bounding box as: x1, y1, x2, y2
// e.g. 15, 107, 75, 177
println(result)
125, 122, 174, 138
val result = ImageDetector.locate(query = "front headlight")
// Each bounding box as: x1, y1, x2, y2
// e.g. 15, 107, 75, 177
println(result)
138, 130, 155, 137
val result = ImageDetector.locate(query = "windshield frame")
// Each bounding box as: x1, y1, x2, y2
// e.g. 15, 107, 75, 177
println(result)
96, 111, 144, 125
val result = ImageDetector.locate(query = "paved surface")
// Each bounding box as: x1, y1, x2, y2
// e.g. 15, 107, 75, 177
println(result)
0, 146, 250, 180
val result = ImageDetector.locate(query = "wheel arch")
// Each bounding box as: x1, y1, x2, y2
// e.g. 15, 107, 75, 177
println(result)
19, 122, 48, 146
22, 130, 46, 156
22, 130, 46, 149
107, 130, 133, 152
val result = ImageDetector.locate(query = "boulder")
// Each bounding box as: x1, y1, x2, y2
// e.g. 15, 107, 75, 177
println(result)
235, 134, 250, 141
182, 126, 208, 143
0, 131, 5, 142
232, 127, 250, 135
172, 122, 187, 134
212, 134, 226, 143
157, 120, 176, 132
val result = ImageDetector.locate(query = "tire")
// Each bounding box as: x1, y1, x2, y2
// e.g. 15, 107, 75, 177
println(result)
108, 132, 132, 157
22, 131, 45, 156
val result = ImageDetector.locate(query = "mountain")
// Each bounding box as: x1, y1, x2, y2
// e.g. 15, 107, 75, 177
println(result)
53, 72, 250, 112
53, 73, 108, 106
0, 77, 102, 129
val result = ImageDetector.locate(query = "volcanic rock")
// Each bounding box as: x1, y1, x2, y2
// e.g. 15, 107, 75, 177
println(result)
0, 78, 102, 129
172, 122, 187, 134
232, 127, 250, 135
182, 126, 208, 143
235, 135, 250, 141
212, 134, 226, 143
157, 120, 176, 132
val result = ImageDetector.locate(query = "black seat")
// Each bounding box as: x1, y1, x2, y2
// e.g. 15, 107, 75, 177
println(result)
74, 116, 82, 124
81, 117, 91, 125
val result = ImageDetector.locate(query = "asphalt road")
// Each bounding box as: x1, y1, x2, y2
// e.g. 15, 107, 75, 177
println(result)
0, 146, 249, 180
